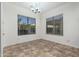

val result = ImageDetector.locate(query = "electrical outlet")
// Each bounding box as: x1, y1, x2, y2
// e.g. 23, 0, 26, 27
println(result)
66, 40, 70, 43
2, 33, 5, 36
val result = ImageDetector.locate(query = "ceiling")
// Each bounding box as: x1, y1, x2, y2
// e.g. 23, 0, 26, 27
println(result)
13, 2, 65, 13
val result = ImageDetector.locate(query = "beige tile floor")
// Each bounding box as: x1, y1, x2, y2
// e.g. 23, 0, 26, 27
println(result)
3, 39, 79, 57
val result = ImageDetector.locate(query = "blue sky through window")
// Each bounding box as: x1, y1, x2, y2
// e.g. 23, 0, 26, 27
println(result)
29, 18, 36, 24
18, 15, 36, 25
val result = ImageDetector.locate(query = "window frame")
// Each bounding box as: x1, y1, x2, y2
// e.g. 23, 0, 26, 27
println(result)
18, 15, 36, 36
46, 14, 63, 36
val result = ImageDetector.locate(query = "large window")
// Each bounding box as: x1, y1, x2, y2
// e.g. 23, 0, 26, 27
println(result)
46, 14, 63, 35
18, 15, 36, 35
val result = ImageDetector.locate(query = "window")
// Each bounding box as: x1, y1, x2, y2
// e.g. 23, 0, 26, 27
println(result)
46, 14, 63, 35
18, 15, 36, 35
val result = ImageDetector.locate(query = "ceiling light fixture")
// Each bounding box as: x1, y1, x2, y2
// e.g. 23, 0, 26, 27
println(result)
30, 2, 40, 14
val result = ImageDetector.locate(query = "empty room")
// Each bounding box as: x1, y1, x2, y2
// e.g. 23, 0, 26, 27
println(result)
1, 2, 79, 57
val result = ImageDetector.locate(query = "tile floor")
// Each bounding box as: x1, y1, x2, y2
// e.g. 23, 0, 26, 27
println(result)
3, 39, 79, 57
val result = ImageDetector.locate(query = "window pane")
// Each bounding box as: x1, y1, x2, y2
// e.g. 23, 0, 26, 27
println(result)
18, 15, 36, 35
46, 14, 63, 36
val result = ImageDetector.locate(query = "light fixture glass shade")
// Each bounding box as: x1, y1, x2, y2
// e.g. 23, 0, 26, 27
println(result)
30, 2, 40, 14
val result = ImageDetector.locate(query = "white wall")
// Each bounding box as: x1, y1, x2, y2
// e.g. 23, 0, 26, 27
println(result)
1, 2, 41, 48
0, 2, 1, 56
40, 3, 79, 48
